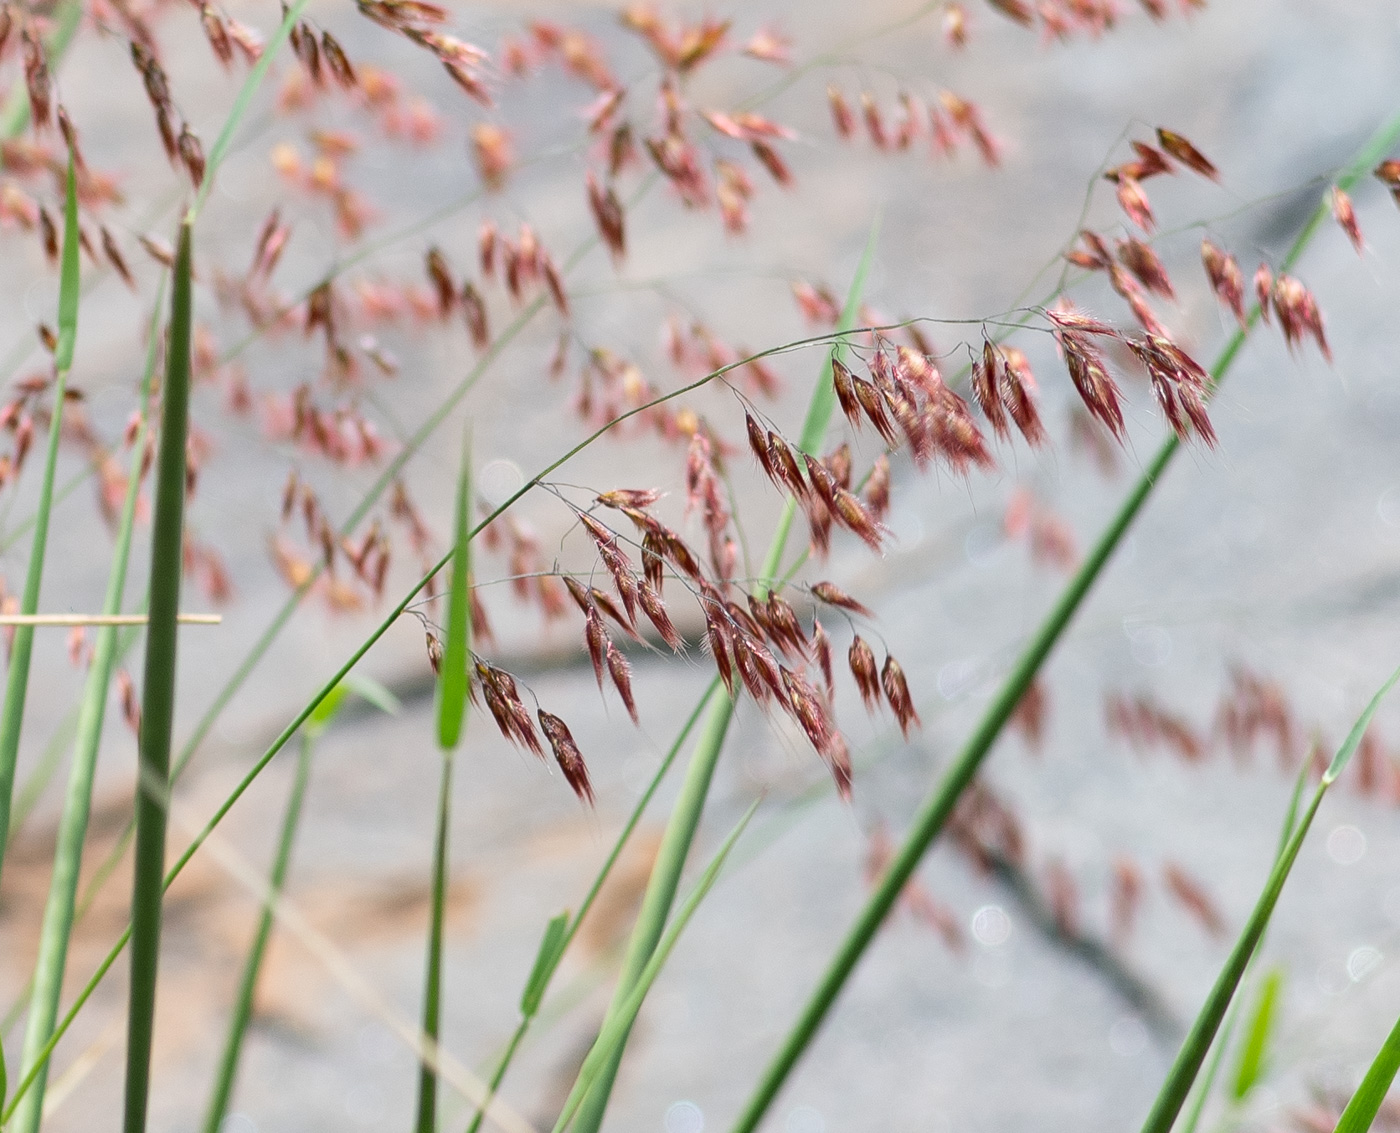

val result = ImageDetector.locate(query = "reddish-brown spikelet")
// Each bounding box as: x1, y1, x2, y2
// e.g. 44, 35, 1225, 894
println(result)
425, 247, 456, 316
1253, 262, 1274, 323
1127, 334, 1216, 445
973, 338, 1008, 438
1200, 240, 1246, 327
321, 32, 357, 87
587, 173, 626, 261
1109, 856, 1143, 945
944, 3, 969, 47
999, 346, 1045, 446
1375, 159, 1400, 207
781, 667, 831, 751
864, 453, 891, 521
765, 593, 808, 655
821, 730, 854, 801
1011, 676, 1048, 750
21, 26, 50, 131
812, 581, 872, 617
638, 580, 681, 650
1043, 859, 1080, 938
178, 125, 206, 187
539, 710, 593, 805
848, 635, 881, 709
1271, 273, 1331, 360
852, 372, 898, 444
1115, 238, 1175, 299
825, 443, 852, 491
860, 91, 887, 149
881, 654, 920, 736
832, 358, 862, 428
986, 0, 1034, 26
425, 632, 443, 675
478, 663, 544, 756
605, 640, 638, 723
768, 433, 808, 500
1106, 691, 1205, 761
1331, 186, 1363, 253
811, 618, 834, 694
472, 124, 513, 189
745, 411, 775, 480
1156, 127, 1218, 180
1162, 862, 1226, 937
1115, 175, 1155, 232
1057, 329, 1125, 440
583, 606, 609, 688
461, 283, 489, 348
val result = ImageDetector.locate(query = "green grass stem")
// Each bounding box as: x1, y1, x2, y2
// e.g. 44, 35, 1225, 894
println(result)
551, 799, 761, 1133
122, 219, 193, 1133
0, 156, 81, 880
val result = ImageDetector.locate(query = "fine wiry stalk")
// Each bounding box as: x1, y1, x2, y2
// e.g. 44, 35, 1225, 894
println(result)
567, 219, 880, 1133
200, 732, 314, 1133
9, 275, 167, 1133
123, 219, 193, 1133
0, 156, 81, 882
551, 799, 761, 1133
416, 432, 472, 1132
724, 107, 1400, 1133
463, 678, 720, 1133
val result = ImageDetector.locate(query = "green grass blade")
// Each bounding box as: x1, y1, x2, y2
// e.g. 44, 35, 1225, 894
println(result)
1334, 1012, 1400, 1133
415, 747, 455, 1133
437, 429, 472, 750
1136, 665, 1400, 1133
463, 680, 718, 1133
552, 799, 760, 1133
725, 109, 1400, 1133
1230, 966, 1283, 1101
9, 275, 166, 1133
201, 731, 315, 1133
568, 219, 880, 1133
123, 219, 194, 1133
0, 154, 80, 879
521, 914, 571, 1019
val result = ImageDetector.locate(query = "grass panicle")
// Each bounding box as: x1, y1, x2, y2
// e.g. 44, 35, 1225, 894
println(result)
724, 108, 1400, 1133
567, 219, 880, 1133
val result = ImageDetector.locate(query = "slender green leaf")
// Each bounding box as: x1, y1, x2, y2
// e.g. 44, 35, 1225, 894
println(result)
569, 220, 881, 1133
1230, 967, 1283, 1101
725, 106, 1400, 1133
124, 219, 194, 1133
552, 799, 760, 1133
1136, 666, 1400, 1133
0, 154, 80, 880
415, 748, 455, 1133
1334, 1011, 1400, 1133
9, 276, 166, 1133
521, 914, 571, 1019
437, 429, 472, 750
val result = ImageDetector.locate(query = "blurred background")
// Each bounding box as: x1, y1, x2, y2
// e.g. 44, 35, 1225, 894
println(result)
4, 1, 1400, 1130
